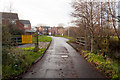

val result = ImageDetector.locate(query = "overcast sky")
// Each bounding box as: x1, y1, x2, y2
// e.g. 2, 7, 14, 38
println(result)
0, 0, 74, 27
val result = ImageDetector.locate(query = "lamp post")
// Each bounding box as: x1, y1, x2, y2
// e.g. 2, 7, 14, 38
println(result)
35, 27, 39, 52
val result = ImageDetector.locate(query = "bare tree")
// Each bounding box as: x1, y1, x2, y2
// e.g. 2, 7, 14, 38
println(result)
105, 2, 120, 40
71, 1, 104, 52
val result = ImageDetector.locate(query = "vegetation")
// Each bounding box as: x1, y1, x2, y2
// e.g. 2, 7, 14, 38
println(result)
2, 32, 52, 79
2, 46, 46, 79
32, 35, 52, 43
8, 24, 25, 35
67, 35, 120, 79
2, 24, 24, 46
70, 0, 120, 52
68, 1, 120, 79
81, 50, 119, 80
2, 25, 11, 46
110, 36, 120, 41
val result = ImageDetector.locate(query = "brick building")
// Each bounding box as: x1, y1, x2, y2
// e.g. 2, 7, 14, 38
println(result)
1, 12, 35, 35
1, 12, 24, 31
39, 26, 52, 35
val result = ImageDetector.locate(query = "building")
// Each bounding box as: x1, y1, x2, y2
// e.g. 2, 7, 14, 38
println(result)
2, 12, 19, 25
1, 12, 35, 35
37, 26, 64, 36
1, 12, 24, 30
19, 20, 35, 35
56, 27, 64, 36
19, 20, 31, 30
39, 26, 52, 35
51, 27, 58, 36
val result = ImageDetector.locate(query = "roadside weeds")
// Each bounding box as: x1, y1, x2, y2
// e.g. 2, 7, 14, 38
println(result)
67, 42, 119, 80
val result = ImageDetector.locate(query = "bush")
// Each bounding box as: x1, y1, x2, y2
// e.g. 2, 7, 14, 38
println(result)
109, 38, 120, 51
2, 25, 11, 46
2, 47, 46, 79
82, 51, 119, 80
8, 24, 25, 35
93, 36, 120, 59
2, 24, 24, 46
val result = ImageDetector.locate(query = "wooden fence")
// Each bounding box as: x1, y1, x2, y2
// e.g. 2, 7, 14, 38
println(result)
11, 37, 22, 45
76, 36, 91, 50
76, 37, 86, 46
76, 37, 86, 50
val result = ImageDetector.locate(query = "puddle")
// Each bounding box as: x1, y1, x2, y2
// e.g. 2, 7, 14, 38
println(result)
61, 55, 68, 58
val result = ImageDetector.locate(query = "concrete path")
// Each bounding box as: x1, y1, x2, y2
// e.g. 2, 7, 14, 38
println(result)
22, 36, 105, 78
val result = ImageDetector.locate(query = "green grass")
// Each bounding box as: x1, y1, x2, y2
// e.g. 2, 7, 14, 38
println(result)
82, 50, 119, 80
32, 35, 52, 43
2, 35, 52, 79
2, 47, 46, 79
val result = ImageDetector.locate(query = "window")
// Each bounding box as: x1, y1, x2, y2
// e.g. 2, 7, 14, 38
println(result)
9, 20, 16, 24
48, 28, 51, 30
24, 25, 28, 28
11, 20, 16, 24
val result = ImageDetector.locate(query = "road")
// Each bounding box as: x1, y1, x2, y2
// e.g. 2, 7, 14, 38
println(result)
22, 36, 105, 78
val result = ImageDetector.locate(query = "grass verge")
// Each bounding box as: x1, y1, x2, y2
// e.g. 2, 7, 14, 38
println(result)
67, 41, 119, 80
2, 35, 52, 79
2, 47, 46, 79
32, 35, 52, 43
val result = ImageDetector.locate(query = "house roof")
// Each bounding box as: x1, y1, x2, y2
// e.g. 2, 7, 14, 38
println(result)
19, 20, 31, 25
25, 30, 36, 33
1, 12, 19, 20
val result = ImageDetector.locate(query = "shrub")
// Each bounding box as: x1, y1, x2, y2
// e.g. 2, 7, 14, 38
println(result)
2, 46, 46, 79
82, 51, 119, 80
8, 24, 25, 35
2, 25, 11, 46
109, 38, 120, 51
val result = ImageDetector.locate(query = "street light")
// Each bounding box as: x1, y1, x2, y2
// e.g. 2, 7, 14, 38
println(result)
34, 27, 39, 52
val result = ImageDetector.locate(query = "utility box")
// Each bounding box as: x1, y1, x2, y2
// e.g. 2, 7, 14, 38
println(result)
22, 35, 32, 44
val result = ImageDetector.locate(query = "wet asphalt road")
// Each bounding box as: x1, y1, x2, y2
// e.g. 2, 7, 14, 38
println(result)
22, 36, 105, 78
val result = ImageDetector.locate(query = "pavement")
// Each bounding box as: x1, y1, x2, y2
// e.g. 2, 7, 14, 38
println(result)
22, 36, 106, 78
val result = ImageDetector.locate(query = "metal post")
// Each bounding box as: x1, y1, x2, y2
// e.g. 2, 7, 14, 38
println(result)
37, 30, 38, 48
35, 27, 39, 52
